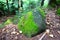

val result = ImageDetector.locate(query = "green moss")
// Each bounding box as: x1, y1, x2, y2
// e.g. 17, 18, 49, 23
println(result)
18, 11, 39, 37
56, 8, 60, 16
37, 8, 46, 19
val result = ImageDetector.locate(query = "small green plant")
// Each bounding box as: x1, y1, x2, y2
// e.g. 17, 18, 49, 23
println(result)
56, 8, 60, 16
0, 19, 12, 28
4, 19, 12, 25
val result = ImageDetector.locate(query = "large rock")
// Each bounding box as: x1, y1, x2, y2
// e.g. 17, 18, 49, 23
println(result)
18, 8, 46, 37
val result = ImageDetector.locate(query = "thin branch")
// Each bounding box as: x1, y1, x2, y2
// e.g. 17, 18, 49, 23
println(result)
39, 32, 46, 40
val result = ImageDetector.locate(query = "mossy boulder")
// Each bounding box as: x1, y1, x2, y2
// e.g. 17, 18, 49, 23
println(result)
18, 9, 46, 37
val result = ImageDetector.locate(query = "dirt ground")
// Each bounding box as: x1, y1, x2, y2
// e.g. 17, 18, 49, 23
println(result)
0, 9, 60, 40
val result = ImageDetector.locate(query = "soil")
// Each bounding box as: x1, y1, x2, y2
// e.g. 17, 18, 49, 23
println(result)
0, 9, 60, 40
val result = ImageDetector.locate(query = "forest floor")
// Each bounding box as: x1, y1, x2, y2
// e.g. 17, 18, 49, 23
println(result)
0, 8, 60, 40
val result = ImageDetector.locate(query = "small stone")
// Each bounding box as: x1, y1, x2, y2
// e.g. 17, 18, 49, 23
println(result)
11, 31, 16, 34
46, 22, 50, 24
17, 33, 19, 35
2, 28, 5, 31
49, 34, 54, 38
46, 29, 50, 34
13, 29, 15, 31
15, 36, 18, 39
19, 31, 22, 33
6, 30, 9, 33
56, 23, 59, 26
50, 25, 53, 27
57, 31, 60, 34
53, 15, 55, 17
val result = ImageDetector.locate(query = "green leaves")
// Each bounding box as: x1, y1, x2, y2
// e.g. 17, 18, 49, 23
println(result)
22, 0, 42, 10
0, 0, 48, 16
42, 0, 50, 8
0, 0, 6, 3
56, 8, 60, 16
56, 0, 60, 4
0, 0, 18, 16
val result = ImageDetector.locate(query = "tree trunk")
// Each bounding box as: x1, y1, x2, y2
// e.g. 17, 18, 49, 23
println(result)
6, 0, 10, 15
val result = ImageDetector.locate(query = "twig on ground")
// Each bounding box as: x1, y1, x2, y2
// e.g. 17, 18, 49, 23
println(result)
39, 29, 50, 40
